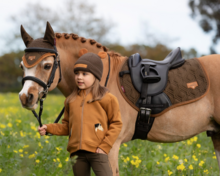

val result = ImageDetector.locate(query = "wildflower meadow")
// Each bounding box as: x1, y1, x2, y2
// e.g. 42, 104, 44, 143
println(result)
0, 93, 219, 176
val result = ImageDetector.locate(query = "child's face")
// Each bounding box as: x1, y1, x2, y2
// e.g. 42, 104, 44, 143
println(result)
74, 70, 96, 89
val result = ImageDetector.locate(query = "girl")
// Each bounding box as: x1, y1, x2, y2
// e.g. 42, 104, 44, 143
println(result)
38, 52, 123, 176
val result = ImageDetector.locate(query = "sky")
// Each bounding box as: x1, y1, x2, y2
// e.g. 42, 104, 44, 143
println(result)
0, 0, 219, 56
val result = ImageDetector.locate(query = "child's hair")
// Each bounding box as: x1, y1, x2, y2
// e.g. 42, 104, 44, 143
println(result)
65, 78, 109, 107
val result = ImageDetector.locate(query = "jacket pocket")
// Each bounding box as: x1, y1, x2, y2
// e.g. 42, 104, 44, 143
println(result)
83, 123, 100, 145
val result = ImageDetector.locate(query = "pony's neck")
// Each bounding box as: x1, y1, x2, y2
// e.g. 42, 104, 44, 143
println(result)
54, 33, 121, 97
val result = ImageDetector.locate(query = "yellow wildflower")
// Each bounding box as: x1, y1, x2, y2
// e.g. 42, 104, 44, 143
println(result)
30, 125, 37, 131
157, 145, 162, 150
0, 131, 4, 136
56, 147, 62, 151
168, 170, 173, 176
192, 155, 198, 161
172, 155, 179, 160
177, 163, 185, 171
20, 154, 24, 157
199, 161, 205, 167
57, 158, 60, 162
0, 124, 6, 129
44, 135, 50, 139
165, 157, 170, 162
213, 156, 216, 159
35, 151, 38, 155
197, 144, 201, 148
204, 169, 209, 174
7, 145, 10, 148
0, 168, 2, 173
58, 163, 62, 168
35, 132, 40, 139
53, 159, 56, 162
36, 160, 40, 163
65, 157, 69, 162
20, 131, 25, 137
45, 140, 49, 143
193, 136, 198, 142
7, 123, 12, 127
13, 150, 18, 153
156, 161, 160, 165
19, 149, 23, 153
189, 165, 193, 170
28, 154, 35, 159
123, 143, 127, 147
16, 119, 21, 123
164, 154, 167, 157
132, 155, 139, 160
187, 140, 192, 145
23, 145, 29, 148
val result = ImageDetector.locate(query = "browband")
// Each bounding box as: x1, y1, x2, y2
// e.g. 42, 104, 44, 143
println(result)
25, 47, 58, 56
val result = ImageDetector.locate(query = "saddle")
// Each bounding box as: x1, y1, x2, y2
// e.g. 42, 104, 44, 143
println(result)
119, 47, 185, 140
128, 47, 185, 95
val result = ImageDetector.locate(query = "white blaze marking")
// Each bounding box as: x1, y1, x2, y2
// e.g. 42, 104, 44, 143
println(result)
19, 61, 37, 96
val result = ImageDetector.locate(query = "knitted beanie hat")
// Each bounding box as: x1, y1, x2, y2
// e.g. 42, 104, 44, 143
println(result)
74, 52, 103, 81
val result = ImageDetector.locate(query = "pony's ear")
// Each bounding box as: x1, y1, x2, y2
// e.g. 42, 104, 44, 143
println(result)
20, 25, 33, 47
43, 21, 55, 46
79, 48, 88, 57
98, 51, 107, 59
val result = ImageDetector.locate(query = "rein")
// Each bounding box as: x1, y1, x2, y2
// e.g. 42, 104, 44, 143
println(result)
22, 47, 111, 135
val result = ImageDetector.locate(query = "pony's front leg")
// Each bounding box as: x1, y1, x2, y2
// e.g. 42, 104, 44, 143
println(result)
211, 133, 220, 174
108, 140, 121, 176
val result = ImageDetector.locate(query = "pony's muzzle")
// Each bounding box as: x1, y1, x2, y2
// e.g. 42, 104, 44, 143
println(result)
19, 91, 38, 110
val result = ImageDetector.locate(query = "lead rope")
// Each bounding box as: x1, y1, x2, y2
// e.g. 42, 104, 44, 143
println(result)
36, 53, 111, 135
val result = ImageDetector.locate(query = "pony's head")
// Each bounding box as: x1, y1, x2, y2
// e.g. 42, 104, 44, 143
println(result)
19, 22, 60, 110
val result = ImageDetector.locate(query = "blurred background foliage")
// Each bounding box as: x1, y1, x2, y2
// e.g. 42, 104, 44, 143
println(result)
0, 0, 218, 92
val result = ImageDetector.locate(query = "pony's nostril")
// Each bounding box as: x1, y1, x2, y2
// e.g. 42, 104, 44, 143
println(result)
28, 93, 34, 103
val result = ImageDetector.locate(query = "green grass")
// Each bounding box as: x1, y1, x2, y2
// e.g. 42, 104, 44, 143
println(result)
0, 93, 219, 176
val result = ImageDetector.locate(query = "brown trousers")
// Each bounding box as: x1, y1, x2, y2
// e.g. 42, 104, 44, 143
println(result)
71, 150, 113, 176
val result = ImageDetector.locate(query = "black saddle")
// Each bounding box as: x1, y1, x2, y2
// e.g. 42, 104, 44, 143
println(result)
119, 47, 185, 140
128, 47, 185, 95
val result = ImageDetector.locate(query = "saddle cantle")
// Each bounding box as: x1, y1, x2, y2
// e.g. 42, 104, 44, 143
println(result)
128, 47, 185, 95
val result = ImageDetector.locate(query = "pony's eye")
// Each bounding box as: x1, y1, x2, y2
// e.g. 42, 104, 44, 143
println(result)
44, 64, 52, 70
19, 64, 23, 70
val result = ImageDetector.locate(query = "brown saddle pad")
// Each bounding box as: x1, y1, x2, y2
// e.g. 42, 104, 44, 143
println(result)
117, 58, 210, 117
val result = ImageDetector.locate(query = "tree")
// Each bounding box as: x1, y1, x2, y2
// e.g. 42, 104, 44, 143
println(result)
0, 51, 23, 92
189, 0, 220, 53
7, 0, 115, 52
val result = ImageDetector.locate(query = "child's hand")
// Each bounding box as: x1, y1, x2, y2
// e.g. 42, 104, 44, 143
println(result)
96, 147, 107, 155
38, 125, 47, 136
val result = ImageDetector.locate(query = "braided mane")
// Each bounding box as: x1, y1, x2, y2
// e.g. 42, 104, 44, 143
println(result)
55, 33, 123, 70
55, 33, 108, 52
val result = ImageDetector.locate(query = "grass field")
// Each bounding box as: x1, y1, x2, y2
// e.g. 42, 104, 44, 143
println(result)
0, 93, 219, 176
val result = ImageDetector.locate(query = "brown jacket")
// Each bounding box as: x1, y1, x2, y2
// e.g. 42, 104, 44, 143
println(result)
46, 90, 122, 154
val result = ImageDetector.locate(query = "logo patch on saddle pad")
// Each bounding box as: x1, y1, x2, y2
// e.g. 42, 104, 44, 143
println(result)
187, 81, 198, 89
28, 56, 36, 61
95, 123, 103, 132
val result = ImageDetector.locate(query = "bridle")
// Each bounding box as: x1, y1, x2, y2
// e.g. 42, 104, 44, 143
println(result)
22, 42, 63, 131
22, 43, 111, 135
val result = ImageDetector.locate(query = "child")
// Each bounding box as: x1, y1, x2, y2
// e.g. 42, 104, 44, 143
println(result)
38, 52, 123, 176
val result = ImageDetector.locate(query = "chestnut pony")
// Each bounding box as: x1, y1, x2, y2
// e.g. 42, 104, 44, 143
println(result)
19, 22, 220, 175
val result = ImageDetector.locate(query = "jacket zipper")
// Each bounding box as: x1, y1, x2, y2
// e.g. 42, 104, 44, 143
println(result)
79, 92, 85, 149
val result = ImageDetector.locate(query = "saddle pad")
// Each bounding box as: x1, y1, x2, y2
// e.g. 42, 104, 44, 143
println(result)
117, 58, 210, 117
